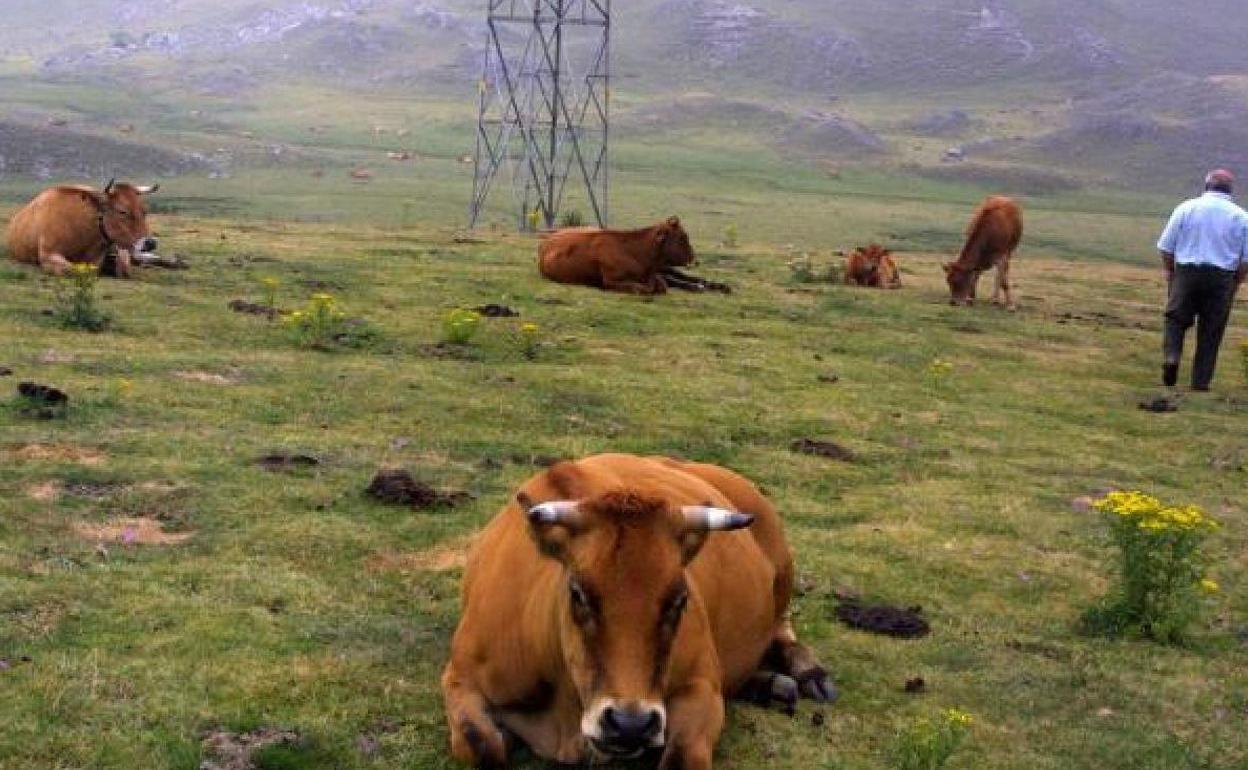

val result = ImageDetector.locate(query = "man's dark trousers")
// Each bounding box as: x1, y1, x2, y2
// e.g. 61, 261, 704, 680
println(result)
1164, 264, 1239, 389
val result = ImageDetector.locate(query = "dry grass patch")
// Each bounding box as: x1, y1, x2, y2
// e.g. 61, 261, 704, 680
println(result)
4, 443, 106, 465
71, 517, 194, 546
172, 369, 244, 385
367, 534, 477, 574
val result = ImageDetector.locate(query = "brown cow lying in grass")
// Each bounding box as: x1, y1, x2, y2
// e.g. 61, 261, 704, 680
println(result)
538, 217, 730, 295
944, 196, 1023, 309
443, 453, 832, 769
5, 180, 159, 278
845, 244, 901, 289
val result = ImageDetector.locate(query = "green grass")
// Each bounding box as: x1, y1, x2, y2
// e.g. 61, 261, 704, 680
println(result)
1, 195, 1246, 768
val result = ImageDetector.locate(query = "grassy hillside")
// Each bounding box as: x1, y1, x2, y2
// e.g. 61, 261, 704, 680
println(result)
1, 197, 1247, 768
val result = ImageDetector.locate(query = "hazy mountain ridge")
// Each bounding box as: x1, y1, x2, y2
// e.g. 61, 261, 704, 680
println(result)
2, 0, 1247, 192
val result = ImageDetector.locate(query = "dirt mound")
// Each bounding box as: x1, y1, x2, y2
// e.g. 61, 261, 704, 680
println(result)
791, 438, 855, 462
365, 469, 472, 510
367, 535, 477, 574
200, 728, 301, 770
835, 600, 930, 639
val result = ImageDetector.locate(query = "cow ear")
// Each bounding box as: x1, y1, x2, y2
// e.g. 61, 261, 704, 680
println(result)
519, 492, 583, 562
103, 178, 116, 196
666, 216, 681, 229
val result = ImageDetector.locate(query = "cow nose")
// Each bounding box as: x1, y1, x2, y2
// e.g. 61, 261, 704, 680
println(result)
141, 237, 158, 253
600, 705, 662, 747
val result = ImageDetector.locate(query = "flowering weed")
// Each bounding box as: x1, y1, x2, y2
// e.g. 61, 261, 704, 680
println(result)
892, 708, 974, 770
442, 308, 482, 346
1082, 491, 1220, 643
55, 263, 110, 331
285, 293, 377, 350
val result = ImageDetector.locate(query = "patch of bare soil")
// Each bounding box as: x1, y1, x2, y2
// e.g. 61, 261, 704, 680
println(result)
257, 453, 321, 471
26, 482, 61, 502
367, 535, 477, 574
4, 443, 105, 465
173, 369, 242, 385
200, 728, 301, 770
417, 343, 481, 361
1138, 396, 1180, 413
37, 350, 76, 364
16, 382, 69, 419
473, 304, 520, 318
227, 299, 281, 318
834, 600, 930, 639
72, 517, 193, 546
791, 438, 855, 462
365, 470, 473, 510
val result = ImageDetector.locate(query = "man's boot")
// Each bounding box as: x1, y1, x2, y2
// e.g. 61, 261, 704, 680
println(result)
1163, 363, 1179, 387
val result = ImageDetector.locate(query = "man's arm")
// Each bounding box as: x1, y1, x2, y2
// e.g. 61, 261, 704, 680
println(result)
1157, 205, 1184, 280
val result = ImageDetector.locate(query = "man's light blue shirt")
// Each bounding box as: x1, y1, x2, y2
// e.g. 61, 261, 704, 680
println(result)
1157, 191, 1248, 271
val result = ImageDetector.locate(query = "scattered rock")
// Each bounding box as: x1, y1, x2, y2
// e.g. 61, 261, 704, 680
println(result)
508, 453, 563, 468
256, 453, 321, 471
904, 677, 926, 693
72, 517, 193, 546
473, 304, 520, 318
200, 728, 302, 770
0, 366, 12, 376
791, 438, 855, 462
834, 600, 930, 638
1138, 396, 1179, 413
816, 373, 840, 384
365, 469, 473, 510
810, 711, 825, 727
228, 299, 280, 318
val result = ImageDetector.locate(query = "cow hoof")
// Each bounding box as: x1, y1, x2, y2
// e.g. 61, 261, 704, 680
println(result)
796, 667, 838, 704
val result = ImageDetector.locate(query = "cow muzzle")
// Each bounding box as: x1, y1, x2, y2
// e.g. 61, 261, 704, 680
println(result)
582, 700, 666, 758
136, 237, 158, 254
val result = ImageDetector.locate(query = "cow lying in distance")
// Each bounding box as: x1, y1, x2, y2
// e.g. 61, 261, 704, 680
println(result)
944, 196, 1023, 309
5, 180, 159, 278
443, 453, 832, 769
845, 244, 901, 289
538, 217, 730, 295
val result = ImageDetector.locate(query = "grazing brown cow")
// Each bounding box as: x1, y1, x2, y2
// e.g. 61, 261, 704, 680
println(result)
538, 217, 728, 295
5, 180, 159, 278
442, 453, 833, 769
845, 244, 901, 289
943, 196, 1023, 309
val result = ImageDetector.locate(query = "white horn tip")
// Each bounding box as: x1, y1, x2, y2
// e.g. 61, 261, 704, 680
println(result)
527, 501, 579, 525
683, 505, 755, 531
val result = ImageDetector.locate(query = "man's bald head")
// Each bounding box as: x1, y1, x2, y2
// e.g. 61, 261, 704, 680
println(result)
1205, 169, 1235, 194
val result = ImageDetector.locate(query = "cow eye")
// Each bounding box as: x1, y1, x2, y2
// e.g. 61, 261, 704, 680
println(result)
568, 578, 594, 623
663, 590, 689, 625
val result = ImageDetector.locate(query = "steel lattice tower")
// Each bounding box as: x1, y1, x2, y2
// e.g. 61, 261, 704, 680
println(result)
469, 0, 611, 230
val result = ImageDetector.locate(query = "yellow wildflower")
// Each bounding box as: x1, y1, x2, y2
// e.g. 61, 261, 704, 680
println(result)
943, 708, 974, 727
1200, 579, 1219, 594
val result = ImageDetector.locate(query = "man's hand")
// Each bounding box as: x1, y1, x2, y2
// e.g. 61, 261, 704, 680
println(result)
1160, 251, 1176, 283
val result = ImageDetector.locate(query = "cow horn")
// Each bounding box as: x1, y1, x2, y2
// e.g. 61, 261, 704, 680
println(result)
682, 505, 755, 532
103, 178, 115, 195
135, 184, 160, 195
525, 499, 582, 526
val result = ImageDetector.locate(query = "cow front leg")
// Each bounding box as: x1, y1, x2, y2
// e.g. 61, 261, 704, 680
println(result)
659, 680, 723, 770
603, 273, 667, 295
113, 249, 133, 279
442, 664, 510, 768
36, 250, 72, 277
770, 620, 836, 702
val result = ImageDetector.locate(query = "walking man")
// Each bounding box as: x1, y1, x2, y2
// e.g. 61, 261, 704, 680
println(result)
1157, 169, 1248, 390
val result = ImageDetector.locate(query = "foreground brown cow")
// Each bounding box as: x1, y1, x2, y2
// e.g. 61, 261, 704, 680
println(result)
943, 196, 1022, 309
845, 244, 901, 289
5, 180, 159, 278
443, 453, 832, 769
539, 217, 727, 295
